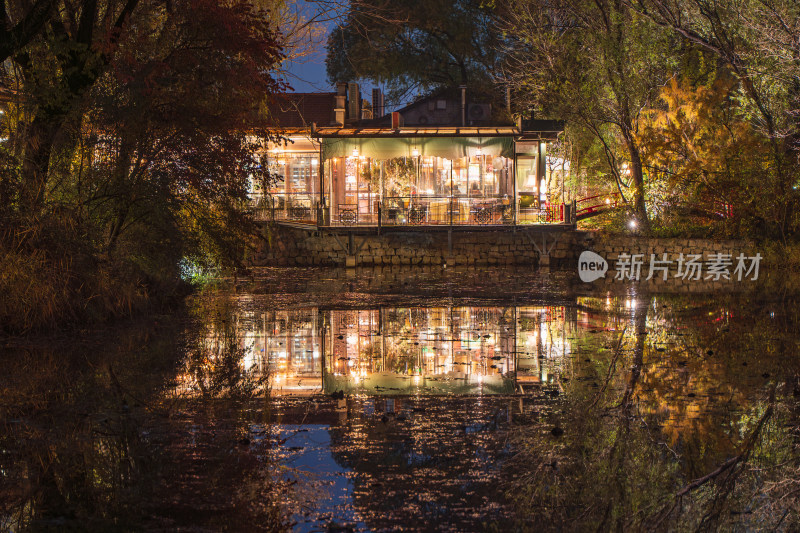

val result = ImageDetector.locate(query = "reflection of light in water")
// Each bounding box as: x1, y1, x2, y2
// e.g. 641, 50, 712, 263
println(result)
181, 306, 575, 395
243, 351, 258, 370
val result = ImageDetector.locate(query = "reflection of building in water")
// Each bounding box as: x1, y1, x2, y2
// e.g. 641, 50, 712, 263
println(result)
219, 306, 577, 395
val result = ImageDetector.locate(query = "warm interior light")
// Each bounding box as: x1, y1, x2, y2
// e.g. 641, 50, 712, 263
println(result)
412, 148, 419, 157
524, 172, 537, 191
605, 198, 611, 204
352, 148, 359, 157
476, 146, 483, 156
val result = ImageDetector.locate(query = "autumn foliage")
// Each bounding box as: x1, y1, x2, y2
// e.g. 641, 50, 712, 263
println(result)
0, 0, 286, 333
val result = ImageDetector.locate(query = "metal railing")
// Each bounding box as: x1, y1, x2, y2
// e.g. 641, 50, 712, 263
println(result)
248, 193, 319, 223
518, 203, 566, 224
247, 193, 572, 226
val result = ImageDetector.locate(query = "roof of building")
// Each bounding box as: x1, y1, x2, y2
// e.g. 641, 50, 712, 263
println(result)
362, 87, 512, 128
267, 93, 337, 128
262, 91, 565, 140
314, 123, 563, 140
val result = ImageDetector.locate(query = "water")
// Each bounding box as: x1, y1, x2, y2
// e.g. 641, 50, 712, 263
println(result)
1, 266, 799, 531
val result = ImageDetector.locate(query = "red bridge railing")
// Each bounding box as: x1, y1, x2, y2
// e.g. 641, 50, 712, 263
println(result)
575, 192, 621, 219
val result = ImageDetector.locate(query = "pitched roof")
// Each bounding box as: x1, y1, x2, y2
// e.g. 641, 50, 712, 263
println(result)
266, 93, 336, 128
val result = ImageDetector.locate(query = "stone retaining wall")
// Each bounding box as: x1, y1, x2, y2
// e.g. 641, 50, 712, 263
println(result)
584, 233, 757, 261
250, 224, 586, 267
249, 224, 759, 269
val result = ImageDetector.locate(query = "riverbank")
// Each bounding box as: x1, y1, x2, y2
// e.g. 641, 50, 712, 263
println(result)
251, 222, 788, 271
0, 243, 190, 336
4, 221, 795, 336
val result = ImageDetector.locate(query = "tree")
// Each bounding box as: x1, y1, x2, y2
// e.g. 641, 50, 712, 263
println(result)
7, 0, 143, 211
503, 0, 677, 230
81, 0, 286, 266
637, 76, 772, 231
0, 0, 287, 331
629, 0, 800, 238
0, 0, 57, 62
325, 0, 506, 105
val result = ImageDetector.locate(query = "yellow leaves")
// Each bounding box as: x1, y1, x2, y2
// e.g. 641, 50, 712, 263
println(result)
636, 74, 769, 196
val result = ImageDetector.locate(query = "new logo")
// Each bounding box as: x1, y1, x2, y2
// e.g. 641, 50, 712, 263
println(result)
578, 250, 608, 282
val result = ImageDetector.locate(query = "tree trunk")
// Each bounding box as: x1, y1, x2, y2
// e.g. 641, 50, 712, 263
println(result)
625, 135, 650, 232
20, 113, 60, 212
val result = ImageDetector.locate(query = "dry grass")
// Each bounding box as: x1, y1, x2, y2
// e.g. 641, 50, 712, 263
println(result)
0, 214, 179, 336
0, 248, 152, 334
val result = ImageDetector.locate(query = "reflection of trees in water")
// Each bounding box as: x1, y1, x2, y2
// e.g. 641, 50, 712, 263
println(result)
325, 397, 517, 530
0, 311, 287, 531
508, 295, 800, 530
183, 295, 269, 398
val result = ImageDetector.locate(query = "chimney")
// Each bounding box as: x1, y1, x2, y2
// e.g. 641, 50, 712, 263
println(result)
347, 82, 360, 124
333, 95, 346, 126
460, 85, 467, 127
372, 88, 384, 118
391, 111, 403, 129
332, 83, 347, 126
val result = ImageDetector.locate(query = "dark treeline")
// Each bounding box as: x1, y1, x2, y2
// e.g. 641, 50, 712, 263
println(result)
0, 0, 286, 334
327, 0, 800, 237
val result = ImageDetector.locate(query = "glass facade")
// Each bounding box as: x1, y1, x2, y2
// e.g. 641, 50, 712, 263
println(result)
249, 134, 563, 226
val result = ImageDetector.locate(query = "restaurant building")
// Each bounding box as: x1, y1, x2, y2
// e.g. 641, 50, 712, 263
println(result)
256, 84, 568, 228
